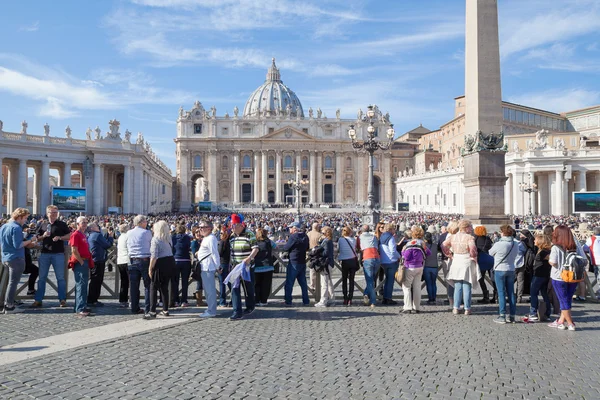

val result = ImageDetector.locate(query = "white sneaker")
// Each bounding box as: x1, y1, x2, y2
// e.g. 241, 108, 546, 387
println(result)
199, 312, 216, 318
568, 324, 576, 331
314, 302, 327, 308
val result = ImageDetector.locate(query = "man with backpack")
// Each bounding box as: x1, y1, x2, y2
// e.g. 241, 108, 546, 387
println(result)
515, 229, 535, 303
379, 223, 400, 305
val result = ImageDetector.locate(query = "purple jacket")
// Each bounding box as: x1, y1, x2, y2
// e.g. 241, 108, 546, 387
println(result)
401, 239, 431, 269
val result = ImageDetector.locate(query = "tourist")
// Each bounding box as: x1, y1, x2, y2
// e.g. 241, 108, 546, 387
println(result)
314, 226, 335, 308
401, 225, 430, 313
32, 205, 71, 308
68, 216, 92, 317
528, 233, 551, 322
172, 224, 192, 307
147, 220, 175, 319
423, 232, 439, 305
87, 222, 114, 307
516, 229, 535, 303
338, 226, 359, 306
196, 220, 219, 318
590, 227, 600, 299
442, 220, 480, 316
489, 224, 520, 324
217, 227, 231, 307
283, 221, 310, 307
440, 222, 458, 306
24, 222, 39, 296
379, 222, 400, 305
548, 225, 586, 331
229, 214, 259, 319
1, 208, 37, 314
357, 224, 380, 308
306, 222, 322, 296
374, 221, 386, 300
474, 225, 495, 304
190, 228, 204, 306
127, 215, 152, 315
254, 227, 275, 306
116, 223, 130, 308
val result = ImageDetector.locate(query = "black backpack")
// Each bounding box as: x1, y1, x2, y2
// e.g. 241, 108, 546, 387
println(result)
307, 245, 329, 273
523, 245, 536, 274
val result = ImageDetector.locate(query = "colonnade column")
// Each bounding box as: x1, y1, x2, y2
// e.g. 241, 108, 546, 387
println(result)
62, 163, 72, 187
93, 163, 102, 215
133, 165, 143, 214
17, 160, 27, 208
7, 165, 16, 212
209, 150, 218, 203
254, 152, 260, 203
577, 170, 587, 217
123, 165, 131, 214
335, 154, 343, 204
555, 169, 563, 215
309, 151, 316, 204
261, 151, 268, 203
40, 160, 50, 212
316, 152, 322, 204
32, 168, 39, 215
275, 151, 282, 203
233, 151, 240, 204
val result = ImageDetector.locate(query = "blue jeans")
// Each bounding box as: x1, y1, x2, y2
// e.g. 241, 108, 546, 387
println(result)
171, 260, 192, 304
530, 276, 550, 317
128, 259, 151, 314
495, 270, 516, 317
381, 261, 399, 300
36, 252, 66, 301
453, 280, 472, 310
423, 267, 438, 301
232, 268, 256, 316
284, 263, 310, 305
218, 263, 230, 305
362, 259, 380, 305
73, 261, 89, 313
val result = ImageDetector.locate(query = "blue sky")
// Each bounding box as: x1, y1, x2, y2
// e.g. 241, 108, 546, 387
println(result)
1, 0, 599, 173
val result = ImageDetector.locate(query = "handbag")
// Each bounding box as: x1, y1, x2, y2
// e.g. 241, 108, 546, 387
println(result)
394, 265, 405, 285
191, 254, 211, 281
477, 252, 494, 272
342, 237, 360, 270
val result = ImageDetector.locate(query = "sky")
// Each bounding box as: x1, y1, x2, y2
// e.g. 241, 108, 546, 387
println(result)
1, 0, 599, 174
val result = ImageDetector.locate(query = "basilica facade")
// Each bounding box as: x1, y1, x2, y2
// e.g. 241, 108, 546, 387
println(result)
174, 59, 416, 212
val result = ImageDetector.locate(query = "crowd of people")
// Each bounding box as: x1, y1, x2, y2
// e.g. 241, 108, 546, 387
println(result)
0, 208, 598, 330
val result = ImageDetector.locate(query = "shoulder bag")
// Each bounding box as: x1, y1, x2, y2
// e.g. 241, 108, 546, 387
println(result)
342, 237, 360, 271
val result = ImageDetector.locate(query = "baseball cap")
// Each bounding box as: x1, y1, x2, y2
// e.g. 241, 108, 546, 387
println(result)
288, 221, 302, 229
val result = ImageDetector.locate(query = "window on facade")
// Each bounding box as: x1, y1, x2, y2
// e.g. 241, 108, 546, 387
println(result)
324, 129, 333, 136
302, 128, 309, 134
222, 156, 228, 169
453, 193, 456, 206
194, 155, 202, 169
243, 155, 251, 168
325, 175, 332, 179
571, 137, 577, 147
373, 157, 379, 170
516, 111, 522, 124
194, 124, 202, 134
553, 119, 559, 131
325, 156, 332, 169
162, 185, 165, 195
242, 127, 252, 134
284, 155, 292, 168
221, 127, 228, 135
302, 157, 308, 169
509, 109, 516, 122
426, 194, 429, 205
529, 113, 535, 125
268, 174, 274, 179
503, 108, 509, 120
419, 195, 422, 205
443, 194, 447, 206
346, 157, 352, 170
268, 156, 274, 169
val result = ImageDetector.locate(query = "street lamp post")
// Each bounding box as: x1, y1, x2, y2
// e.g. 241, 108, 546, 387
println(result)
348, 105, 395, 227
287, 165, 309, 223
519, 175, 538, 225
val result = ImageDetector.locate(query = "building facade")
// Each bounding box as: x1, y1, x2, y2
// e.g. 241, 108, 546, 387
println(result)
174, 59, 415, 212
0, 119, 173, 215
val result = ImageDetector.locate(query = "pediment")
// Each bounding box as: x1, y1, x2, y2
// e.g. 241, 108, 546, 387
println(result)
262, 126, 314, 141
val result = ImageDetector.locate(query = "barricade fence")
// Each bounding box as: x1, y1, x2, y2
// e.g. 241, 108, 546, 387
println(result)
1, 248, 597, 304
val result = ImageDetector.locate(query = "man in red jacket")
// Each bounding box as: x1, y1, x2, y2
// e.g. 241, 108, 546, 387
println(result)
69, 217, 92, 317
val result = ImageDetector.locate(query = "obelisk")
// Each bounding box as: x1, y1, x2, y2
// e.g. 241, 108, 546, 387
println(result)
462, 0, 508, 226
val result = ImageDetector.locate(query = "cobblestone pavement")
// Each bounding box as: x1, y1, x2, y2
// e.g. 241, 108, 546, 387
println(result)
1, 299, 600, 399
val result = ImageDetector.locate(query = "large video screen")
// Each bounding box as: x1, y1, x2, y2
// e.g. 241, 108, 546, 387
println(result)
573, 192, 600, 213
197, 201, 212, 212
397, 202, 409, 212
51, 187, 87, 212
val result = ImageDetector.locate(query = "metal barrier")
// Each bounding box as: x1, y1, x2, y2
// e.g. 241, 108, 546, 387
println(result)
1, 247, 598, 303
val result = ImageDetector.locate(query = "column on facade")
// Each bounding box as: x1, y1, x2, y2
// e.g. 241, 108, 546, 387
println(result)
7, 164, 14, 212
577, 170, 587, 192
335, 153, 343, 204
512, 173, 521, 216
62, 162, 72, 187
123, 165, 131, 214
17, 159, 27, 208
555, 169, 563, 215
32, 167, 39, 215
383, 154, 392, 208
93, 163, 102, 215
39, 160, 50, 212
275, 151, 282, 203
133, 164, 143, 214
309, 151, 316, 204
528, 172, 536, 215
233, 151, 240, 204
209, 150, 218, 203
356, 154, 364, 203
316, 152, 322, 203
261, 151, 268, 203
253, 152, 260, 203
536, 174, 547, 215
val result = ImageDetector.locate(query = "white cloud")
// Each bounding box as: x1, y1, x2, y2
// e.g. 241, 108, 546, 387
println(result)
38, 97, 79, 119
19, 21, 39, 32
509, 89, 600, 114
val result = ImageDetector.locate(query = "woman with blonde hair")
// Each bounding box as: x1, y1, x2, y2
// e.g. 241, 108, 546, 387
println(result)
147, 220, 175, 319
442, 219, 480, 315
400, 225, 430, 313
315, 226, 335, 307
338, 226, 359, 306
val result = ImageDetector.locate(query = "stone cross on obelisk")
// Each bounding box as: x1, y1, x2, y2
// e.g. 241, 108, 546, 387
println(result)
462, 0, 508, 226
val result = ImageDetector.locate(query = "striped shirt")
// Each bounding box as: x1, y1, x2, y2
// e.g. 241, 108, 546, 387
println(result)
230, 230, 258, 265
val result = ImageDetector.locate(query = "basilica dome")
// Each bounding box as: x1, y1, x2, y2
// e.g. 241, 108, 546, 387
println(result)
243, 59, 304, 118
